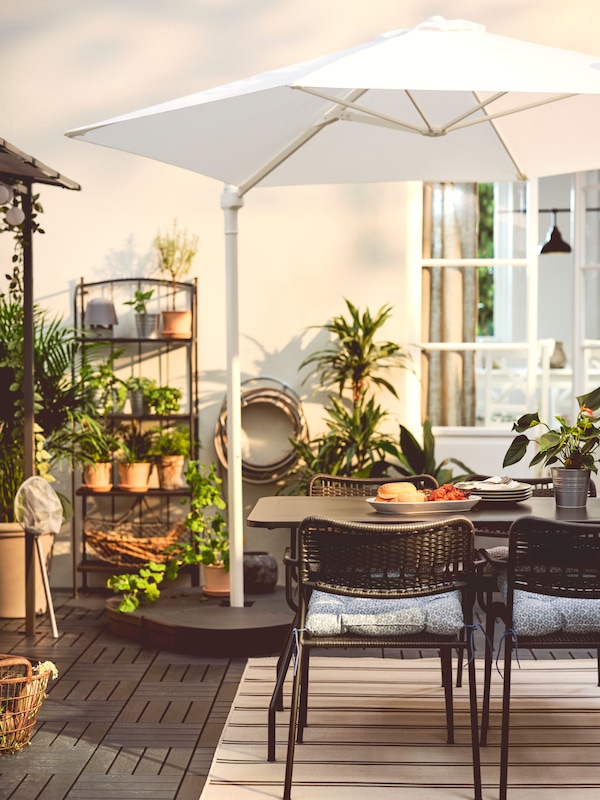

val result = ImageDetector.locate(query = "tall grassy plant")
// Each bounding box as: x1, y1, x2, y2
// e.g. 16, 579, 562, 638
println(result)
284, 300, 411, 494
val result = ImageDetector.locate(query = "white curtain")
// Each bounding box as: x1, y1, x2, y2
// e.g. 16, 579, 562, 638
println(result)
422, 183, 478, 426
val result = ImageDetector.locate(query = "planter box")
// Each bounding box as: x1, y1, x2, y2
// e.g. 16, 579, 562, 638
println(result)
0, 524, 53, 618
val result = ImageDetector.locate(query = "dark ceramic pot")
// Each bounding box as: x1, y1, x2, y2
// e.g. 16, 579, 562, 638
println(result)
243, 551, 278, 594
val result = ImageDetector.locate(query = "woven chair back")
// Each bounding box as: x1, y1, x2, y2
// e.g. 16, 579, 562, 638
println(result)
297, 515, 475, 599
507, 515, 600, 600
307, 473, 438, 497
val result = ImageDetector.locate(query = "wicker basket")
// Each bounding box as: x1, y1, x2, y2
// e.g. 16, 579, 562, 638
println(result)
0, 656, 56, 754
84, 519, 186, 566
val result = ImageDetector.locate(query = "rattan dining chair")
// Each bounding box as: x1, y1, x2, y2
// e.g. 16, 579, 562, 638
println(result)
480, 516, 600, 800
268, 472, 440, 761
282, 515, 482, 800
307, 472, 439, 496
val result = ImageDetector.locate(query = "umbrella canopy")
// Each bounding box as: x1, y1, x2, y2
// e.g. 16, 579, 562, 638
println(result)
66, 16, 600, 606
67, 16, 600, 189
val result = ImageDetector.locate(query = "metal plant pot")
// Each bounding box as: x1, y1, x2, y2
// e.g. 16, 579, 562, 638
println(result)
551, 467, 590, 508
134, 313, 159, 338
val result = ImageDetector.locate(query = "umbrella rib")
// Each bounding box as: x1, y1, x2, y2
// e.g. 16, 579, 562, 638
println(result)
239, 88, 368, 194
445, 93, 577, 133
296, 86, 427, 134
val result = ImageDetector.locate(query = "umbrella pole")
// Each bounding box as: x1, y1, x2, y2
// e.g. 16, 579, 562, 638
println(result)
221, 186, 245, 608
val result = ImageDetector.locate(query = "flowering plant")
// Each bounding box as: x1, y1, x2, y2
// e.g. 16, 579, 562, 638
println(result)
503, 386, 600, 473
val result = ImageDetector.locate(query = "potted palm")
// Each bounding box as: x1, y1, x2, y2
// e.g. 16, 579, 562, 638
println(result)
115, 421, 156, 491
154, 221, 197, 338
149, 425, 191, 489
123, 288, 158, 338
503, 385, 600, 507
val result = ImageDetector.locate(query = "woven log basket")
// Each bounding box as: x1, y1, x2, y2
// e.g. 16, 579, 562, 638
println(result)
0, 656, 56, 754
84, 518, 187, 566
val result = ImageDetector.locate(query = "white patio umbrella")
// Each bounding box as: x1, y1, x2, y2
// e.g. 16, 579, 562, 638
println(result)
66, 15, 600, 606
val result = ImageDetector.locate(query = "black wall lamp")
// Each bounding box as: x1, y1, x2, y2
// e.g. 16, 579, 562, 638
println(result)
539, 208, 572, 255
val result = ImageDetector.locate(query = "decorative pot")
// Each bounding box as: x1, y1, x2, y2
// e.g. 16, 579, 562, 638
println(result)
134, 313, 159, 338
128, 388, 146, 416
551, 467, 590, 508
202, 564, 230, 597
117, 462, 152, 492
161, 310, 192, 339
243, 551, 278, 594
156, 455, 185, 490
82, 462, 113, 492
0, 523, 54, 618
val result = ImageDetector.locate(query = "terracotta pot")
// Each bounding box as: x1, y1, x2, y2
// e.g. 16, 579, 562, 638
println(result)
82, 462, 113, 492
202, 564, 230, 596
117, 462, 152, 492
156, 455, 185, 490
161, 310, 192, 339
0, 522, 54, 618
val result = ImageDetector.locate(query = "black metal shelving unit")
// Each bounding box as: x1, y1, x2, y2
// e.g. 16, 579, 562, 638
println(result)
71, 277, 198, 592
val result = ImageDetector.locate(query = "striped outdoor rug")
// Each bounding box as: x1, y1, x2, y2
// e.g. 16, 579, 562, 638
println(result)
200, 655, 600, 800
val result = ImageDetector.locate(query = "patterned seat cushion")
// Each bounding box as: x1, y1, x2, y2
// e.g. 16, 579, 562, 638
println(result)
496, 571, 600, 636
305, 590, 464, 637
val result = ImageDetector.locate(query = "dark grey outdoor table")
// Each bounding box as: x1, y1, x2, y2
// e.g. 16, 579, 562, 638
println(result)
247, 495, 600, 538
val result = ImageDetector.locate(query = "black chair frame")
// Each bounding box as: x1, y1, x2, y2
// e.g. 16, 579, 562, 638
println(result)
268, 472, 440, 761
480, 516, 600, 800
281, 514, 482, 800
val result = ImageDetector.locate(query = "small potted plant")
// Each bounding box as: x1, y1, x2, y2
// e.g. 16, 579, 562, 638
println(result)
73, 415, 120, 491
115, 421, 156, 491
182, 461, 229, 595
149, 425, 191, 489
123, 288, 159, 338
126, 376, 156, 416
503, 385, 600, 508
145, 384, 182, 416
154, 220, 197, 338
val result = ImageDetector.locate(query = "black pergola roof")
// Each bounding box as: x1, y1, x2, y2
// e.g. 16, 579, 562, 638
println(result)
0, 137, 80, 190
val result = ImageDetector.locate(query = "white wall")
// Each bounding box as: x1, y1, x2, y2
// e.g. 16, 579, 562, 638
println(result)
3, 1, 600, 588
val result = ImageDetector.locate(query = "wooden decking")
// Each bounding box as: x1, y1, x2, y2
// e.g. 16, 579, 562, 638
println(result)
0, 591, 249, 800
0, 593, 596, 800
203, 656, 600, 799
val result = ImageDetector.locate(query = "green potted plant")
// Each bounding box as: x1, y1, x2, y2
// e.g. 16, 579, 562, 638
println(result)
182, 461, 229, 595
71, 415, 119, 491
80, 349, 127, 415
123, 288, 158, 338
149, 425, 191, 489
115, 421, 156, 491
154, 220, 197, 338
125, 376, 156, 416
145, 384, 182, 415
107, 460, 229, 611
503, 385, 600, 507
284, 300, 412, 494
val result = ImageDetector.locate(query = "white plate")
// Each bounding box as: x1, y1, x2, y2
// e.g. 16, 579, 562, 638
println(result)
475, 495, 532, 504
366, 497, 481, 514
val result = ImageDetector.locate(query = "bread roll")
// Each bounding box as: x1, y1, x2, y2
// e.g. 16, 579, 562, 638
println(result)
376, 482, 425, 502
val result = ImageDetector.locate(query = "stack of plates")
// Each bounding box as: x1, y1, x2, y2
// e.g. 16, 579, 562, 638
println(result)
455, 478, 533, 504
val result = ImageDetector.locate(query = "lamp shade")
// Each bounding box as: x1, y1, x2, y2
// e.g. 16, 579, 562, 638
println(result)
539, 210, 572, 255
85, 298, 118, 327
